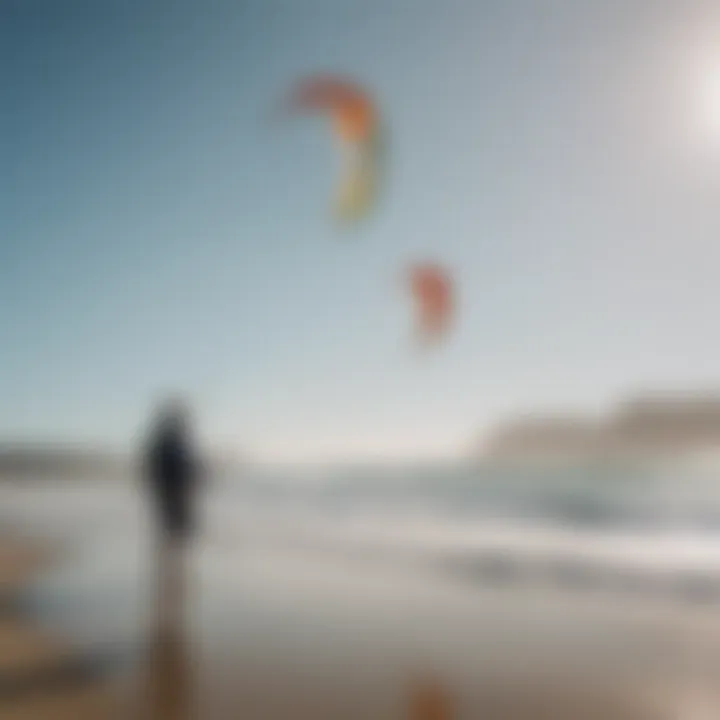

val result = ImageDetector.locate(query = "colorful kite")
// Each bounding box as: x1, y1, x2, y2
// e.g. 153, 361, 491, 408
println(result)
283, 75, 382, 224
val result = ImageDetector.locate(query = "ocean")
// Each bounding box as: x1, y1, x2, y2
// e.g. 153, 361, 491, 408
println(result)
4, 459, 720, 603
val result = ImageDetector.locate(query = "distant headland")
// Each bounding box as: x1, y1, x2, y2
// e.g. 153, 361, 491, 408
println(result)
483, 391, 720, 463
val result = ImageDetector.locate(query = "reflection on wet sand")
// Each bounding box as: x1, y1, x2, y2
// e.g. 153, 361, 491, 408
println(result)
141, 630, 193, 720
408, 675, 453, 719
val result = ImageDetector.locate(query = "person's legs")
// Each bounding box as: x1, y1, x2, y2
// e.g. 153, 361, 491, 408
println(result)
154, 488, 192, 639
153, 530, 169, 636
167, 536, 187, 633
154, 531, 187, 638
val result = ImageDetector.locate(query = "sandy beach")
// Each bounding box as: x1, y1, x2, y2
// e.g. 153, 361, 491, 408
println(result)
3, 518, 720, 720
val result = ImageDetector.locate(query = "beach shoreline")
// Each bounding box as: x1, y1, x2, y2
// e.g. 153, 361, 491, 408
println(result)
3, 497, 720, 719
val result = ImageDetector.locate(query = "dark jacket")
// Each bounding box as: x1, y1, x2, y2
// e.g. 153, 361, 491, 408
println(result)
145, 420, 199, 539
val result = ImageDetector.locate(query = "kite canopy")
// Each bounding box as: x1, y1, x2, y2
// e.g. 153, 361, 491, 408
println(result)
409, 263, 454, 344
284, 75, 382, 224
288, 76, 377, 143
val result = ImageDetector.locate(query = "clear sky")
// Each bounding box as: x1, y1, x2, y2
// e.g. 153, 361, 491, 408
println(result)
4, 0, 720, 463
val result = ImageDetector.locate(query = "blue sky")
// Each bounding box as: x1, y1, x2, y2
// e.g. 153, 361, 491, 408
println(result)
4, 0, 720, 462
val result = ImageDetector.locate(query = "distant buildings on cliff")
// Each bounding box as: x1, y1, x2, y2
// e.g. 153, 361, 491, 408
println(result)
483, 392, 720, 463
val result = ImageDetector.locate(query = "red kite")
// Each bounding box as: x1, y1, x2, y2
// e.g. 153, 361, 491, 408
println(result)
409, 263, 454, 344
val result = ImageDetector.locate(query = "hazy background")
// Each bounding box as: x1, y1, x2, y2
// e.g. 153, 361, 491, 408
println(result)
5, 0, 720, 465
8, 3, 720, 716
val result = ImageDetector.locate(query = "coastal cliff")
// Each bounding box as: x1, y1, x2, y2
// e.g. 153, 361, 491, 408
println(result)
484, 392, 720, 462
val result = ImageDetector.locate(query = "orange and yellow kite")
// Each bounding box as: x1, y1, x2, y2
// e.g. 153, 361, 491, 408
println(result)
284, 75, 382, 224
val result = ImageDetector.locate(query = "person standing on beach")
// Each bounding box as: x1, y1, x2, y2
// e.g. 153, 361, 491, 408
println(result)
143, 399, 201, 638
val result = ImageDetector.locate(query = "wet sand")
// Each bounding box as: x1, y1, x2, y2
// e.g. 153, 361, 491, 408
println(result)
0, 538, 51, 592
4, 528, 720, 719
0, 535, 116, 719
